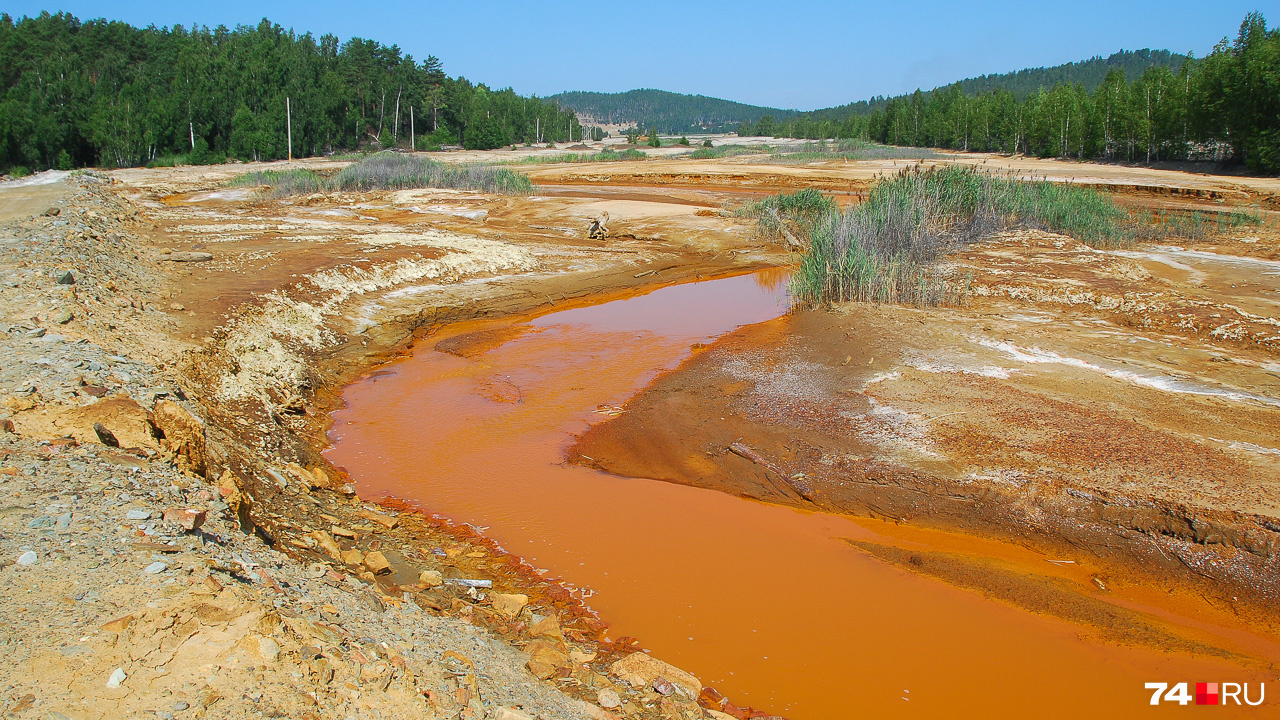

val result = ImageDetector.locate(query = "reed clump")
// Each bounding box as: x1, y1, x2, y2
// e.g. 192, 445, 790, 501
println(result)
790, 164, 1149, 307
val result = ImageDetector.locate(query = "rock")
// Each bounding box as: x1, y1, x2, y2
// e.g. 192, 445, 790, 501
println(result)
162, 507, 207, 531
161, 251, 213, 262
42, 207, 61, 217
50, 307, 73, 324
56, 270, 75, 284
610, 652, 701, 697
105, 668, 126, 689
705, 712, 737, 720
652, 677, 675, 696
168, 303, 185, 311
342, 549, 364, 566
358, 508, 398, 529
16, 551, 37, 566
145, 561, 168, 574
528, 614, 563, 640
309, 531, 342, 560
597, 688, 622, 708
243, 634, 280, 663
100, 614, 135, 632
494, 709, 534, 720
698, 686, 726, 710
126, 509, 152, 521
171, 701, 189, 711
93, 422, 119, 447
491, 593, 528, 619
55, 512, 72, 529
524, 639, 570, 680
151, 400, 207, 476
362, 550, 391, 575
418, 570, 443, 587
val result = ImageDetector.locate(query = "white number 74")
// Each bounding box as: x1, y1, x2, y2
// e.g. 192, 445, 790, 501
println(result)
1146, 682, 1192, 705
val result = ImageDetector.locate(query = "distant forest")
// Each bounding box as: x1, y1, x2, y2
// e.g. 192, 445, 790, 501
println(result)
740, 13, 1279, 173
0, 12, 585, 172
546, 89, 797, 134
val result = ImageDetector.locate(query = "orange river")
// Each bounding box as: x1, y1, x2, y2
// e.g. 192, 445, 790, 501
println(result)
325, 271, 1276, 719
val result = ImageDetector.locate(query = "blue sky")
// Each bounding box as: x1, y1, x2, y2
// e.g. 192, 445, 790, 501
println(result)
4, 1, 1267, 109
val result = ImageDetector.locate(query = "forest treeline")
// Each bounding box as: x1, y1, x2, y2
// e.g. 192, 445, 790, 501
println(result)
739, 13, 1279, 173
0, 12, 585, 172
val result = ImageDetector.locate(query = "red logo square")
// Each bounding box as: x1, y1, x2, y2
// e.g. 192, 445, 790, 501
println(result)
1196, 682, 1219, 705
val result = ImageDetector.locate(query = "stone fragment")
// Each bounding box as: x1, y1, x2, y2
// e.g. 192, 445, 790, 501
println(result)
309, 531, 342, 560
106, 668, 126, 688
491, 593, 528, 619
524, 639, 570, 680
126, 509, 151, 521
358, 508, 398, 529
418, 570, 443, 587
494, 709, 534, 720
652, 677, 675, 696
342, 549, 364, 566
56, 270, 74, 284
100, 614, 135, 632
93, 422, 119, 447
528, 614, 562, 640
16, 551, 37, 566
50, 308, 73, 324
144, 561, 168, 574
597, 688, 622, 708
161, 251, 213, 262
163, 507, 207, 531
610, 652, 701, 697
362, 550, 391, 575
243, 634, 280, 663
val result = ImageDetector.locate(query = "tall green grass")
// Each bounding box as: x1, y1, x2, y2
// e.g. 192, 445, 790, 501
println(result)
735, 188, 836, 248
689, 144, 772, 159
790, 165, 1146, 307
230, 153, 532, 197
231, 168, 326, 196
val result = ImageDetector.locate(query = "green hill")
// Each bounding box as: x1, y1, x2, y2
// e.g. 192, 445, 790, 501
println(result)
546, 89, 799, 134
807, 49, 1192, 121
551, 50, 1192, 134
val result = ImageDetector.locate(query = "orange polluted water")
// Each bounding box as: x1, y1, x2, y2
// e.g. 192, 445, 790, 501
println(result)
326, 272, 1271, 719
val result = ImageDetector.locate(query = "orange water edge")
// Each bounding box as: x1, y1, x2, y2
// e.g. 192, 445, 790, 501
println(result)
324, 273, 1277, 719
